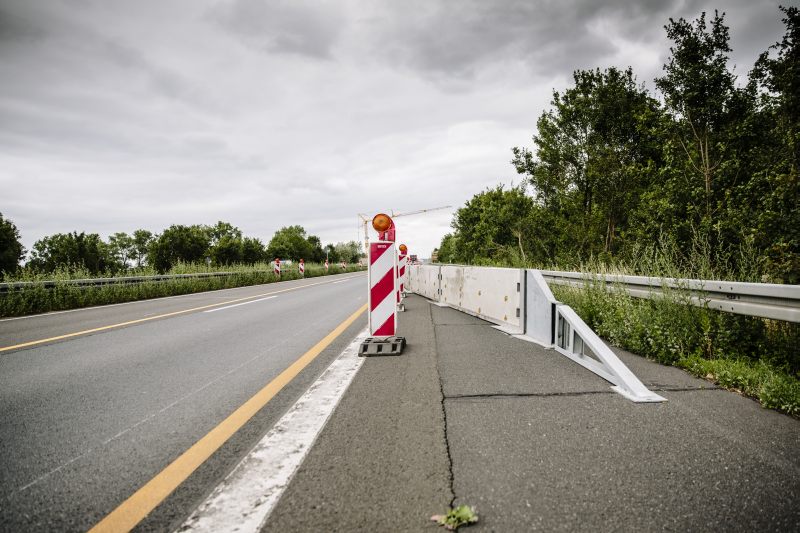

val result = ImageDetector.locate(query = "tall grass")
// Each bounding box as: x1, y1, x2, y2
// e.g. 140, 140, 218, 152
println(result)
0, 262, 364, 318
543, 235, 799, 417
438, 234, 799, 417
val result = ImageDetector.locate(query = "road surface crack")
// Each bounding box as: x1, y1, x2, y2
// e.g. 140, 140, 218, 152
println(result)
431, 303, 457, 508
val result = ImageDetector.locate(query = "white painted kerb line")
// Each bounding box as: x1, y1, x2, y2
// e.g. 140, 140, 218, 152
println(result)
203, 296, 277, 313
178, 328, 368, 533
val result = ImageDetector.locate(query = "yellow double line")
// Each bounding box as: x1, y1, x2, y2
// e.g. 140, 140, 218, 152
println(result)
0, 274, 363, 353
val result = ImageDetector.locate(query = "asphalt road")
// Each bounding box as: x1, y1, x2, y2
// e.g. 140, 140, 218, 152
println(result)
263, 295, 800, 532
0, 272, 367, 532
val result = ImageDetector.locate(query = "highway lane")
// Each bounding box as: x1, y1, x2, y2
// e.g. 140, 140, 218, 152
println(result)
0, 272, 367, 531
0, 273, 364, 349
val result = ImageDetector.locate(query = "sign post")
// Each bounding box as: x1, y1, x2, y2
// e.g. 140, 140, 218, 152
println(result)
360, 213, 406, 356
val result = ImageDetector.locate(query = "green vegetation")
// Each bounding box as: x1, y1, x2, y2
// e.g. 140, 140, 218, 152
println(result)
0, 215, 366, 316
0, 261, 364, 318
434, 8, 800, 416
431, 505, 479, 531
0, 213, 25, 277
552, 273, 798, 417
438, 8, 799, 284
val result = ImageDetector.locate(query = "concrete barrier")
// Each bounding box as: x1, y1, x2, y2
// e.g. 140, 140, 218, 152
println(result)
410, 265, 665, 403
439, 266, 523, 334
408, 265, 440, 302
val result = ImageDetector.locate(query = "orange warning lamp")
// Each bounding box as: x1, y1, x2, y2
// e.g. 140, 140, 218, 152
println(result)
399, 244, 408, 254
372, 213, 392, 232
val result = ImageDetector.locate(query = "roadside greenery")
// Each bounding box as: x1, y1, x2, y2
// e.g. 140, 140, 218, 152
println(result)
0, 261, 365, 318
0, 216, 364, 280
437, 8, 799, 285
433, 8, 799, 417
552, 273, 799, 418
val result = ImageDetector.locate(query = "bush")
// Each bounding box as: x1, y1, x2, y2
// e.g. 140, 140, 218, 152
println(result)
553, 280, 800, 417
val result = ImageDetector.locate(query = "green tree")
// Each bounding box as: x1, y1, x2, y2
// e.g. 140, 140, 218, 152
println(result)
333, 241, 362, 263
241, 237, 267, 264
324, 243, 339, 262
208, 221, 242, 243
108, 232, 135, 268
132, 229, 154, 267
266, 226, 313, 261
211, 236, 243, 265
0, 213, 25, 277
306, 235, 326, 263
513, 67, 663, 258
436, 233, 457, 263
148, 225, 211, 272
655, 11, 738, 222
747, 6, 800, 282
449, 185, 534, 264
29, 232, 119, 274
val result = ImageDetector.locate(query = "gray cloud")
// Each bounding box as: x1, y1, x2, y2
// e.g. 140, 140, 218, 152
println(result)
208, 0, 344, 59
0, 0, 791, 258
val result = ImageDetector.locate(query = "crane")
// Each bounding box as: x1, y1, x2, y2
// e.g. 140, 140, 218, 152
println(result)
357, 205, 452, 253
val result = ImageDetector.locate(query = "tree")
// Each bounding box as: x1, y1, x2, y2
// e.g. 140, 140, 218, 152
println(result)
147, 225, 211, 272
436, 234, 457, 263
747, 6, 800, 282
448, 185, 534, 264
513, 67, 663, 257
324, 243, 339, 262
266, 226, 313, 261
655, 11, 737, 221
333, 241, 362, 263
108, 232, 135, 268
0, 213, 25, 277
211, 236, 243, 265
132, 229, 154, 267
241, 237, 267, 264
208, 221, 242, 244
28, 232, 119, 274
306, 235, 326, 263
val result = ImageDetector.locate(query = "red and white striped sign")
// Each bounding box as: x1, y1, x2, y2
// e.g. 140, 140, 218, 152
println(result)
299, 259, 305, 276
368, 241, 397, 336
274, 258, 281, 276
397, 252, 407, 302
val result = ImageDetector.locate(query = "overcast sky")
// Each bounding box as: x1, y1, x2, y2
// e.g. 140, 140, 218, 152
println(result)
0, 0, 789, 259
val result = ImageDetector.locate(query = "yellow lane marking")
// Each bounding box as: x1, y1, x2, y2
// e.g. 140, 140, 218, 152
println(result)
0, 274, 365, 353
89, 303, 367, 533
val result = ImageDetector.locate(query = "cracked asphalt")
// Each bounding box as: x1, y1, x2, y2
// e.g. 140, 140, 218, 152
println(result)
262, 294, 800, 532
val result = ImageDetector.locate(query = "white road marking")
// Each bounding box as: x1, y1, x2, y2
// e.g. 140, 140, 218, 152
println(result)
331, 279, 352, 284
203, 296, 277, 313
178, 328, 368, 533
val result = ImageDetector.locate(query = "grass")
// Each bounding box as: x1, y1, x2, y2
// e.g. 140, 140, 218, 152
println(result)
0, 261, 365, 318
552, 279, 800, 418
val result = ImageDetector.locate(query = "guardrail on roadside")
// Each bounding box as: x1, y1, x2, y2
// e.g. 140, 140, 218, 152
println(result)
0, 267, 365, 293
0, 272, 267, 293
540, 270, 800, 323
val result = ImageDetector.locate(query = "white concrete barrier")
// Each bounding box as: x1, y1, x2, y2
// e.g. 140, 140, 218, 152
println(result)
408, 264, 440, 301
410, 264, 665, 403
445, 266, 524, 334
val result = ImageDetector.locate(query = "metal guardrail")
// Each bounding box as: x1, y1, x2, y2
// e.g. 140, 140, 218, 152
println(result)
0, 271, 272, 293
540, 270, 800, 323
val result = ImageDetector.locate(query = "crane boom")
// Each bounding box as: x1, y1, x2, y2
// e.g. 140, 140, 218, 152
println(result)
390, 205, 451, 218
